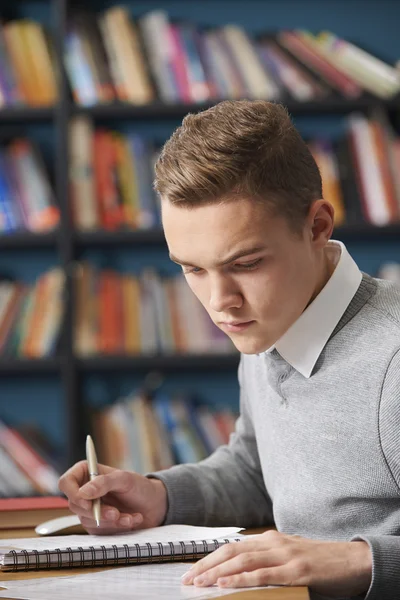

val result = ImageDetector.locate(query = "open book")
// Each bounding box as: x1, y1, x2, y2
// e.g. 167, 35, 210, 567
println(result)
0, 525, 243, 572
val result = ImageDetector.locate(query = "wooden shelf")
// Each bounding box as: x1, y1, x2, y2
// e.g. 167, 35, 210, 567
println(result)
333, 222, 400, 241
0, 106, 54, 123
0, 357, 61, 375
76, 354, 240, 372
0, 98, 397, 124
73, 228, 165, 246
2, 224, 399, 251
73, 223, 400, 247
71, 96, 399, 120
0, 231, 58, 249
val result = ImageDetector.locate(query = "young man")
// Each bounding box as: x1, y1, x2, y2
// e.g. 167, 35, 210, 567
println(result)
59, 101, 400, 600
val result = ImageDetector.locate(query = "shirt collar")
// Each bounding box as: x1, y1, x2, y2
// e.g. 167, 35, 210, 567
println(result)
266, 240, 362, 378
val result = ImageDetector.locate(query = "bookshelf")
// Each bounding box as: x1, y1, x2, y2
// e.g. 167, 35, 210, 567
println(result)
1, 0, 400, 476
0, 231, 58, 249
0, 107, 55, 123
71, 96, 400, 119
76, 354, 240, 372
0, 356, 61, 374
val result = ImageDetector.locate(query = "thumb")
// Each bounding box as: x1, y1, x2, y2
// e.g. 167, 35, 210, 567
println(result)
79, 471, 135, 500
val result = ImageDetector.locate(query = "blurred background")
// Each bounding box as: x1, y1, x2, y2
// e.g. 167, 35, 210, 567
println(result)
0, 0, 399, 499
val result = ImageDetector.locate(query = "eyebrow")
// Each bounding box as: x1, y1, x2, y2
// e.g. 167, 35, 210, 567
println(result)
169, 246, 266, 267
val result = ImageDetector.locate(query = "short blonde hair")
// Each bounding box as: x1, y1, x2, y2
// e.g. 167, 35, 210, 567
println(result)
154, 100, 322, 230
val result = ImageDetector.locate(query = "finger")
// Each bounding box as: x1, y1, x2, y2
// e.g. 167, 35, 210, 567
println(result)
182, 539, 267, 584
189, 551, 283, 587
216, 564, 298, 588
59, 461, 115, 503
80, 512, 143, 532
78, 470, 135, 500
68, 501, 127, 524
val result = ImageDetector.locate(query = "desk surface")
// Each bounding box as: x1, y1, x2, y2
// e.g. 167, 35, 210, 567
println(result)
0, 525, 309, 600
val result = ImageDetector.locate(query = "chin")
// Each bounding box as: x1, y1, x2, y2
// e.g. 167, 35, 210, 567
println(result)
230, 336, 269, 355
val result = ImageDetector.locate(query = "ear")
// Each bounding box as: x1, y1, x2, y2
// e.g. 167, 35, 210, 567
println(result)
307, 199, 334, 248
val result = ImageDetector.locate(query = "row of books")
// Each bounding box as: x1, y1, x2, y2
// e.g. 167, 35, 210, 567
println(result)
66, 7, 400, 106
310, 111, 400, 227
1, 11, 399, 109
0, 139, 60, 235
0, 419, 62, 497
69, 110, 400, 231
71, 110, 400, 229
92, 389, 238, 473
0, 268, 65, 359
2, 108, 400, 237
2, 255, 398, 363
74, 263, 232, 357
70, 116, 160, 231
0, 19, 58, 108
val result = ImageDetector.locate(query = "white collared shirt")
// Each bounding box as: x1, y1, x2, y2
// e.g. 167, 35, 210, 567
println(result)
266, 240, 362, 378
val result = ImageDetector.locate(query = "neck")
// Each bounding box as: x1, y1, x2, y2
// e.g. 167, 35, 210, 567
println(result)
308, 246, 336, 307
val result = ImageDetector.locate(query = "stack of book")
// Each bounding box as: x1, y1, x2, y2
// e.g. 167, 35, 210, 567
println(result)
65, 6, 400, 106
0, 419, 62, 498
0, 19, 57, 108
0, 268, 65, 359
74, 263, 233, 357
0, 139, 59, 235
69, 116, 160, 231
92, 390, 238, 473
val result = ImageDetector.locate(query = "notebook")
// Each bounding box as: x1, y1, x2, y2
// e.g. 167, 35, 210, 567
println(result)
0, 563, 268, 600
0, 525, 244, 572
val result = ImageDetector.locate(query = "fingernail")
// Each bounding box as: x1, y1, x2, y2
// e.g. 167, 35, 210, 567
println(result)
80, 500, 91, 511
105, 509, 118, 520
80, 485, 95, 498
132, 515, 142, 526
193, 576, 206, 586
120, 516, 131, 526
181, 572, 193, 585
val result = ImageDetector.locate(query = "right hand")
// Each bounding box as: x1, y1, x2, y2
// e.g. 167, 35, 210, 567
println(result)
58, 461, 168, 535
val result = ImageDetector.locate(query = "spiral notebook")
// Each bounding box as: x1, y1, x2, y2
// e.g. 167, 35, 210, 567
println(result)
0, 525, 244, 572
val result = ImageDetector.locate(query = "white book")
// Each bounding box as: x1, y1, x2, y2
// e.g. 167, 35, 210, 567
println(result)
69, 116, 98, 230
222, 26, 279, 100
139, 11, 178, 103
349, 114, 391, 226
0, 446, 36, 497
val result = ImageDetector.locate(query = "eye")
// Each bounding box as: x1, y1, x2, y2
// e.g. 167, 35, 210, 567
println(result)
183, 266, 203, 275
235, 258, 262, 270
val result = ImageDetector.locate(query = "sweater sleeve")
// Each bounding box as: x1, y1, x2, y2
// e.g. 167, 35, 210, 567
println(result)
351, 348, 400, 600
147, 356, 274, 527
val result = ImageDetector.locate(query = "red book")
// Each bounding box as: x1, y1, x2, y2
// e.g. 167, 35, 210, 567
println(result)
0, 422, 60, 496
94, 130, 123, 230
0, 496, 71, 529
278, 31, 362, 98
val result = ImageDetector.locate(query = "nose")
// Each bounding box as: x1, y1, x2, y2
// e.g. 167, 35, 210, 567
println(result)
209, 274, 243, 313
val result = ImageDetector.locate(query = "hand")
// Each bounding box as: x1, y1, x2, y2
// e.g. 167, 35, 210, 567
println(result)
181, 530, 372, 598
58, 461, 168, 535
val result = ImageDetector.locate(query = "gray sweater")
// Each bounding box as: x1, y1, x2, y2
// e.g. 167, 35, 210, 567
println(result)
150, 274, 400, 600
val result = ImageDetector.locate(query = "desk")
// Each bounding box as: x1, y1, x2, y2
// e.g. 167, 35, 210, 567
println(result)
0, 525, 309, 600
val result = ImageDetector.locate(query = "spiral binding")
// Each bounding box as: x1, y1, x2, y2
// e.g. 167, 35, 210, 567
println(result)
2, 538, 241, 572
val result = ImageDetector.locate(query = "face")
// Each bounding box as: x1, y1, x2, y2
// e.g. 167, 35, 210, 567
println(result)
162, 197, 332, 354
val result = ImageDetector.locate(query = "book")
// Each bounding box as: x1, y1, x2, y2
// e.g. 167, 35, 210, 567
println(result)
0, 524, 243, 571
0, 496, 70, 529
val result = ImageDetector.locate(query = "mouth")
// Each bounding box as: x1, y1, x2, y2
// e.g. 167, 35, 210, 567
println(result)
218, 320, 255, 333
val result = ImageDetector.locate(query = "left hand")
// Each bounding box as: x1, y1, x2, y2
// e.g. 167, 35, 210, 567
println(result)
181, 530, 372, 598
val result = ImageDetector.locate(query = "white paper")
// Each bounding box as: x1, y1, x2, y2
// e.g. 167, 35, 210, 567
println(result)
0, 525, 243, 552
0, 562, 267, 600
